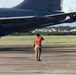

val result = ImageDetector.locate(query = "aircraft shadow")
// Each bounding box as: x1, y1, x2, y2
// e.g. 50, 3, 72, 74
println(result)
0, 47, 76, 53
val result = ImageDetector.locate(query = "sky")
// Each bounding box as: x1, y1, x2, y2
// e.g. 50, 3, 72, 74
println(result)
0, 0, 23, 8
62, 0, 76, 12
0, 0, 76, 26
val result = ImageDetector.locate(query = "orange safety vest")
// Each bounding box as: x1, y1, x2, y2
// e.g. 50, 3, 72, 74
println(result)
34, 37, 41, 46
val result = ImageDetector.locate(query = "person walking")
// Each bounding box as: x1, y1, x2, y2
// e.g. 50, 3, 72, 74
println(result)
34, 33, 44, 61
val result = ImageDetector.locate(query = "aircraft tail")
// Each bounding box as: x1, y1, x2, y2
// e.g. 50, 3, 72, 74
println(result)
14, 0, 62, 11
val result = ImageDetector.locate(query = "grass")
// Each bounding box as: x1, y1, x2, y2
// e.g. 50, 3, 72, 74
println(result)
0, 35, 76, 45
44, 36, 76, 43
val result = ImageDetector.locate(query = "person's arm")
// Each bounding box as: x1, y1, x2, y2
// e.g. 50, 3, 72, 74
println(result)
33, 40, 35, 48
40, 36, 44, 41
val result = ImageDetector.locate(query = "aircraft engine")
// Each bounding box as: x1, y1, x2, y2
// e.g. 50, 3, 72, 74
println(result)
70, 15, 76, 20
73, 15, 76, 20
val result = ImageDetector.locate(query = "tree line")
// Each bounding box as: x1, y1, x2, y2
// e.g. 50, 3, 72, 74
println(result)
9, 32, 76, 36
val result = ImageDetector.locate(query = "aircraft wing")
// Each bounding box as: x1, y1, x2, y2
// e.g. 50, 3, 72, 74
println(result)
0, 12, 76, 24
0, 16, 46, 24
45, 12, 76, 19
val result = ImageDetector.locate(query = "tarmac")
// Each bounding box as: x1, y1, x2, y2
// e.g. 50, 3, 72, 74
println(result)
0, 44, 76, 75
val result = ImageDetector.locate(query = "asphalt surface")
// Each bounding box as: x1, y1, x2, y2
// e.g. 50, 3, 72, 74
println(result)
0, 44, 76, 75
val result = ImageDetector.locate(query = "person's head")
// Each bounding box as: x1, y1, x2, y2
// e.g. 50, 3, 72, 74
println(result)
36, 33, 40, 37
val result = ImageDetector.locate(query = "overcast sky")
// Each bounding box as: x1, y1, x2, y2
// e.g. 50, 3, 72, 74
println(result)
62, 0, 76, 12
0, 0, 23, 8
